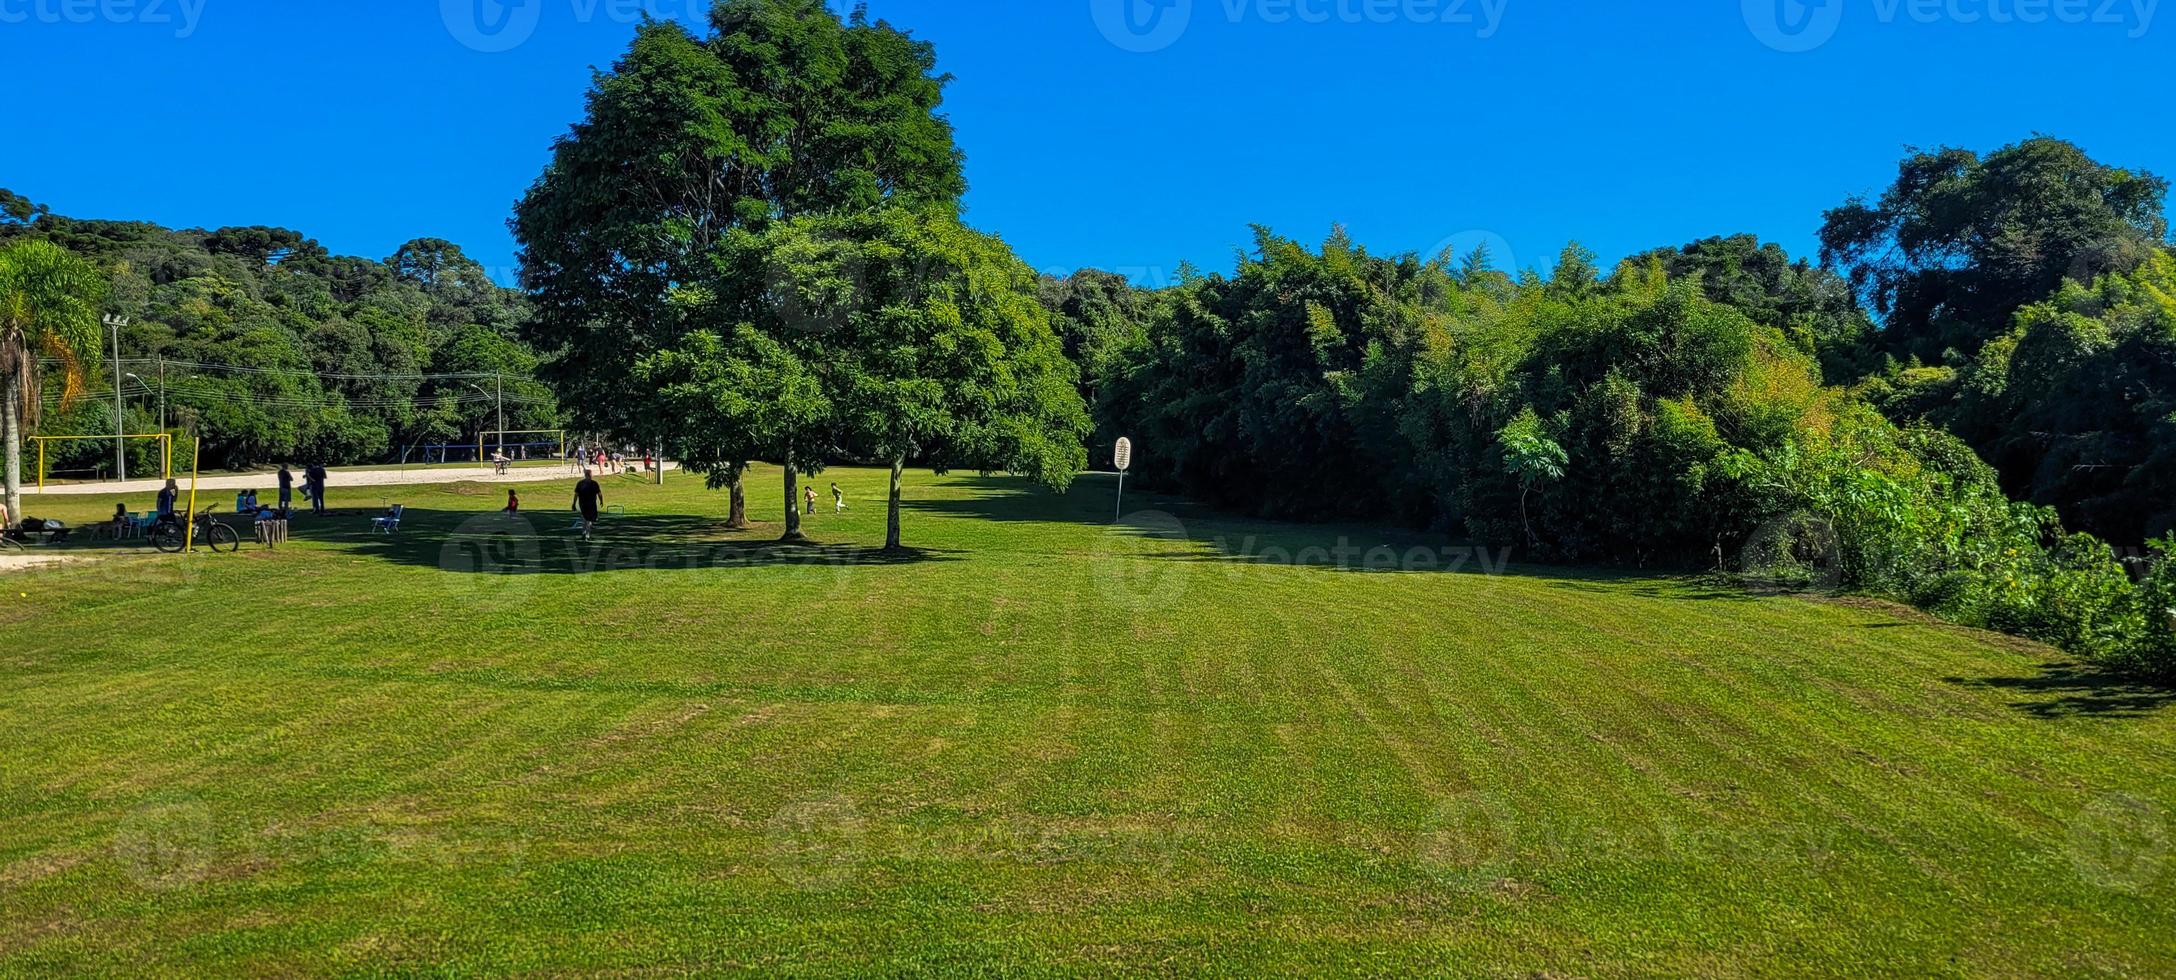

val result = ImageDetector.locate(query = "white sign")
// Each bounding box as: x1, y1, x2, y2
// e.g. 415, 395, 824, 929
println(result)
1114, 437, 1134, 473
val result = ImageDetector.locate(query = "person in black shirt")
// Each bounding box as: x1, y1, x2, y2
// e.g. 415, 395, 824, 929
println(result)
573, 471, 603, 541
277, 465, 295, 514
304, 464, 328, 515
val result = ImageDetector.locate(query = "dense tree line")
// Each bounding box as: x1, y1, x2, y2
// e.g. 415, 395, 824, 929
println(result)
0, 189, 560, 476
1060, 144, 2176, 676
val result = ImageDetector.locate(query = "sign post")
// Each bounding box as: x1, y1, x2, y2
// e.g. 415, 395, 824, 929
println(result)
1112, 437, 1133, 523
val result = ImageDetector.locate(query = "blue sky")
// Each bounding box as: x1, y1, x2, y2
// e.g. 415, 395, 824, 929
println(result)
5, 0, 2168, 285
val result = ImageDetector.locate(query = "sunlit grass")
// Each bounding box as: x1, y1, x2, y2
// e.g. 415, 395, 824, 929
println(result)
3, 466, 2173, 974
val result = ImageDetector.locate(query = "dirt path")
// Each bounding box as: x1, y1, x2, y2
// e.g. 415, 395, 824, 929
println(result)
0, 553, 81, 574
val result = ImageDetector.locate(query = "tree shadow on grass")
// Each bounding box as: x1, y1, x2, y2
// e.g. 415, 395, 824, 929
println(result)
905, 475, 1688, 588
312, 506, 961, 576
1947, 662, 2176, 719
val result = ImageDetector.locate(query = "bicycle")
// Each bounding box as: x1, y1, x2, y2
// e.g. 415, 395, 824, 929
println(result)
149, 506, 241, 554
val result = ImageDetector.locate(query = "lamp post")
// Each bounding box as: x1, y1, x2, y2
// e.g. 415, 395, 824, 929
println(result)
104, 315, 129, 481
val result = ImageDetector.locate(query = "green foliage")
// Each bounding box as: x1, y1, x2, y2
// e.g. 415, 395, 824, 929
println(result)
1, 237, 110, 514
1820, 136, 2169, 365
517, 4, 1079, 545
0, 193, 553, 471
1099, 227, 2176, 676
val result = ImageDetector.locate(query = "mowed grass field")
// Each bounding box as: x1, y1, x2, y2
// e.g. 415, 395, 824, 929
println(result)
3, 466, 2174, 975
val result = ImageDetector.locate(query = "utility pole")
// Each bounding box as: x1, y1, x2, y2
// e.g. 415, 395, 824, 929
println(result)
157, 358, 167, 431
104, 315, 129, 482
496, 372, 505, 444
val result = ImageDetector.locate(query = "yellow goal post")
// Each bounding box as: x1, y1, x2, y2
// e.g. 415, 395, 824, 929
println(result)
479, 429, 568, 462
31, 433, 174, 489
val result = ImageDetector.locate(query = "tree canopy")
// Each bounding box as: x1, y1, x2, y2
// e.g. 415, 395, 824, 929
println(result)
1820, 136, 2169, 364
516, 0, 1084, 544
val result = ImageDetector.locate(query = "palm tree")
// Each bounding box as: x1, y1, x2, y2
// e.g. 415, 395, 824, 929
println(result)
0, 239, 107, 521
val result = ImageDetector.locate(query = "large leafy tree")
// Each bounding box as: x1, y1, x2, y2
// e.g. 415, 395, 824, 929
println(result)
0, 238, 108, 520
793, 208, 1088, 551
1820, 137, 2169, 364
637, 323, 828, 531
513, 1, 965, 537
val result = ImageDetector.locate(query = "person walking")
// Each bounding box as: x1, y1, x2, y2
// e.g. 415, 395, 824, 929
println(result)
505, 488, 521, 519
277, 465, 295, 515
804, 485, 817, 516
832, 482, 846, 514
573, 470, 603, 542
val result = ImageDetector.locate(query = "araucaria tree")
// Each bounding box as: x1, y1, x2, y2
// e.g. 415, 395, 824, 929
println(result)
0, 238, 106, 521
512, 0, 965, 539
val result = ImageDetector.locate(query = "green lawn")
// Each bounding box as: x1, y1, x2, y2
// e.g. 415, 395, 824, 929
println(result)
3, 467, 2172, 975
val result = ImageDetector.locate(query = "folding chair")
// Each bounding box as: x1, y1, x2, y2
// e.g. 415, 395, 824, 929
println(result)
372, 505, 405, 534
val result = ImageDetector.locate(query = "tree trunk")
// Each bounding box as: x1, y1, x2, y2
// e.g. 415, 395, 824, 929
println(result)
885, 455, 905, 552
1, 376, 21, 524
781, 450, 806, 542
1518, 485, 1537, 550
726, 465, 749, 530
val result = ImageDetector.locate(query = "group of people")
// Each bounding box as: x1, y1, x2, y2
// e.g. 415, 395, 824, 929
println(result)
128, 463, 329, 533
570, 446, 656, 476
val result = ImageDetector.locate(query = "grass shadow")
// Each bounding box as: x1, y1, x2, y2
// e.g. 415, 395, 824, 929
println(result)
1947, 662, 2176, 719
906, 475, 1678, 588
311, 506, 963, 575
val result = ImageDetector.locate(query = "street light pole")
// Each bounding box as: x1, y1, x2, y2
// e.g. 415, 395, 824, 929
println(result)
466, 382, 491, 461
104, 315, 129, 482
